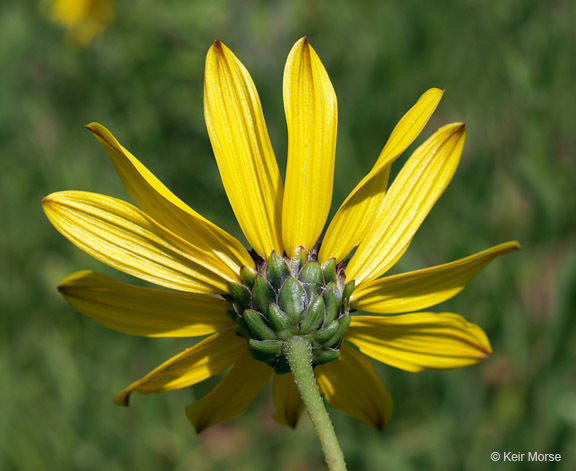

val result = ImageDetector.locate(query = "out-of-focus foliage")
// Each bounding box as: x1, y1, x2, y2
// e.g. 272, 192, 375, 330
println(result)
2, 0, 575, 469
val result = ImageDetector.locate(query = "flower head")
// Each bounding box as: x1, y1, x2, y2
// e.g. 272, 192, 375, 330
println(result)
46, 0, 114, 46
43, 38, 519, 432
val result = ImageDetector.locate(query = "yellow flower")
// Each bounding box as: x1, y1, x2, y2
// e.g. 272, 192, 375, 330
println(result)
42, 38, 519, 432
46, 0, 114, 46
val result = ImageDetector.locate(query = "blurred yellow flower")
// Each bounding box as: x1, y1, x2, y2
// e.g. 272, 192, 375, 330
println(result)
47, 0, 114, 46
42, 38, 519, 432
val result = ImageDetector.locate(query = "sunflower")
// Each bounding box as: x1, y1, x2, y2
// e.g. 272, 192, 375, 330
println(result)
43, 38, 519, 441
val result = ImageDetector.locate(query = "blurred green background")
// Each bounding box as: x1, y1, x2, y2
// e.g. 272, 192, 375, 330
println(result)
2, 0, 575, 469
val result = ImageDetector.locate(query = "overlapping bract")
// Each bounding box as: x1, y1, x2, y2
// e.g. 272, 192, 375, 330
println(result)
43, 38, 519, 432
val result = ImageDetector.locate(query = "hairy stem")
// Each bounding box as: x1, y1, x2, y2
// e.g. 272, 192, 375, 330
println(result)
284, 336, 346, 471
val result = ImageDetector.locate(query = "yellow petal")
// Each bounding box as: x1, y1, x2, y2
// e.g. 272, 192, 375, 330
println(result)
320, 88, 444, 263
204, 42, 284, 258
346, 313, 492, 372
186, 350, 272, 432
58, 270, 234, 337
347, 123, 466, 285
272, 372, 304, 428
114, 329, 244, 406
86, 123, 253, 271
42, 191, 237, 294
354, 241, 521, 313
316, 344, 393, 429
376, 88, 445, 167
282, 38, 337, 255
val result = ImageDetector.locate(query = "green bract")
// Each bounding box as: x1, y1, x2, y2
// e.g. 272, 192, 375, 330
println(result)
227, 246, 354, 374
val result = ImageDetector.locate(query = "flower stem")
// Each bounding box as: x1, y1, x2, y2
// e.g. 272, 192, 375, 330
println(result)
284, 336, 347, 471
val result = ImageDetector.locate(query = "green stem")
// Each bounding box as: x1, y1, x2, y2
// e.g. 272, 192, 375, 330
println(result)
284, 336, 347, 471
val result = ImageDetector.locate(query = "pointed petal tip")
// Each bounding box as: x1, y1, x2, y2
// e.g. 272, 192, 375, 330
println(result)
56, 270, 85, 294
41, 193, 62, 208
84, 122, 109, 141
194, 425, 207, 434
186, 408, 208, 434
443, 122, 466, 138
496, 240, 521, 253
434, 88, 446, 100
442, 122, 465, 133
85, 122, 99, 134
294, 37, 310, 50
211, 40, 226, 54
207, 40, 224, 60
113, 392, 130, 407
207, 40, 229, 67
374, 418, 386, 431
472, 328, 492, 359
428, 87, 445, 96
271, 411, 299, 429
